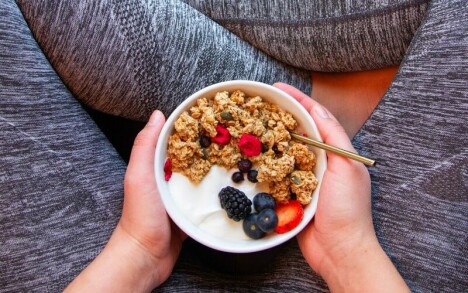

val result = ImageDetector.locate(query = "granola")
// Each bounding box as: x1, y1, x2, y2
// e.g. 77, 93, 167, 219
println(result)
290, 170, 318, 205
268, 179, 291, 204
257, 154, 295, 182
166, 90, 318, 205
287, 143, 317, 171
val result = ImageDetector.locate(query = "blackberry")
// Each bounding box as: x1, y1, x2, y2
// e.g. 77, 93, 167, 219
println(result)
238, 159, 252, 173
218, 186, 252, 222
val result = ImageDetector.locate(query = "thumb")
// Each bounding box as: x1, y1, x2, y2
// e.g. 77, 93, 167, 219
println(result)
273, 83, 356, 169
273, 82, 355, 155
310, 105, 355, 152
310, 104, 360, 172
126, 110, 166, 183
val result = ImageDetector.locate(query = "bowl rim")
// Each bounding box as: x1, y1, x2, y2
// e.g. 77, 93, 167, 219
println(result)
155, 80, 326, 253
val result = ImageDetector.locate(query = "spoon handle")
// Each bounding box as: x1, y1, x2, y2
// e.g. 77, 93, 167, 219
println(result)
290, 132, 376, 167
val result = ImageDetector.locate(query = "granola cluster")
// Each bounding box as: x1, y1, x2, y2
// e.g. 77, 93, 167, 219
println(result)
167, 90, 318, 205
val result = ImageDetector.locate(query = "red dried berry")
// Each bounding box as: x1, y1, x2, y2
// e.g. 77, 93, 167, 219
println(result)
211, 124, 231, 145
238, 134, 262, 157
164, 158, 172, 181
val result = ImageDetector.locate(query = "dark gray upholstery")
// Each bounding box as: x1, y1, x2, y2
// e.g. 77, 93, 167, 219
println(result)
1, 0, 466, 292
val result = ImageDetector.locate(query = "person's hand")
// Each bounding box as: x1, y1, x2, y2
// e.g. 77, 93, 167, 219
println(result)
119, 109, 186, 285
274, 83, 409, 292
66, 110, 186, 292
274, 82, 373, 275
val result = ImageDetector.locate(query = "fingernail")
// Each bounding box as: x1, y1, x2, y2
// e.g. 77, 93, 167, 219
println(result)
314, 105, 329, 119
148, 110, 162, 126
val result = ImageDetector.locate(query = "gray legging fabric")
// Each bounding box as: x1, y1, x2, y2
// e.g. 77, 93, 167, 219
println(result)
0, 1, 125, 292
16, 0, 428, 121
184, 0, 429, 71
1, 0, 467, 292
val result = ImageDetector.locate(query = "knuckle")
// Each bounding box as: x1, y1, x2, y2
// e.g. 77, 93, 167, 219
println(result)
133, 129, 151, 147
322, 119, 348, 143
329, 119, 346, 134
124, 172, 139, 187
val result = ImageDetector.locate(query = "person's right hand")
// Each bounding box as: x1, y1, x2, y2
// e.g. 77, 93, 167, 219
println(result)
65, 110, 185, 292
274, 83, 409, 292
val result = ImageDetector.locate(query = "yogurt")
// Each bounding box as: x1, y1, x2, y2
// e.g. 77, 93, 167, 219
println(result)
168, 165, 269, 240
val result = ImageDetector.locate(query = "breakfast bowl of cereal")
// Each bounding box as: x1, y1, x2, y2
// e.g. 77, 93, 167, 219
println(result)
155, 80, 326, 253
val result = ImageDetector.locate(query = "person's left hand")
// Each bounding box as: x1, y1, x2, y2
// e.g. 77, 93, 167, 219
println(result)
65, 110, 186, 292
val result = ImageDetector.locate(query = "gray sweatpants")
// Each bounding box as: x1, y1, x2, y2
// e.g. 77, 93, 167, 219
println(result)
1, 0, 466, 292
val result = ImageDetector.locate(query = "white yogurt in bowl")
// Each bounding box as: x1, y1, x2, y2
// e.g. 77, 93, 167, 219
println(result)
155, 80, 326, 253
168, 165, 269, 241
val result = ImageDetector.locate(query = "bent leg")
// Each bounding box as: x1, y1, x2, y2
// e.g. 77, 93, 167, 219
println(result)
0, 2, 125, 291
17, 0, 310, 121
184, 0, 429, 72
354, 1, 468, 291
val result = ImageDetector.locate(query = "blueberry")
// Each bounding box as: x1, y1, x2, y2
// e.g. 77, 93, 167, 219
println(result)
257, 209, 278, 233
247, 169, 258, 183
253, 192, 276, 212
242, 213, 265, 239
238, 159, 252, 173
272, 145, 281, 155
199, 135, 211, 148
231, 171, 244, 183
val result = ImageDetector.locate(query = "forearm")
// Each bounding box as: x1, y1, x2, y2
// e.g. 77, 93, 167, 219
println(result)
321, 239, 410, 293
65, 226, 158, 293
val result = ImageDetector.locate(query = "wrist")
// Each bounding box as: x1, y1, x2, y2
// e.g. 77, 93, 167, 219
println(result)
65, 225, 160, 292
320, 236, 409, 292
320, 236, 381, 290
107, 224, 161, 290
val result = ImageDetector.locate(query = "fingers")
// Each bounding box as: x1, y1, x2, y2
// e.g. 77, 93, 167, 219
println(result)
273, 82, 317, 112
126, 110, 166, 182
273, 83, 357, 169
309, 106, 356, 154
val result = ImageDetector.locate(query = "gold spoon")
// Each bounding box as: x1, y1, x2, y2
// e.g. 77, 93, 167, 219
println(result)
290, 132, 376, 167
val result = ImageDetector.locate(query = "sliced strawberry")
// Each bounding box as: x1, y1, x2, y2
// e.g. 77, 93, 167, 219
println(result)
164, 158, 172, 181
274, 200, 304, 234
211, 124, 231, 145
238, 134, 262, 157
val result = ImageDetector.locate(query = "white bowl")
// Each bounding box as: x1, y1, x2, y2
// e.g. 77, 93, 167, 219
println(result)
155, 80, 326, 253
